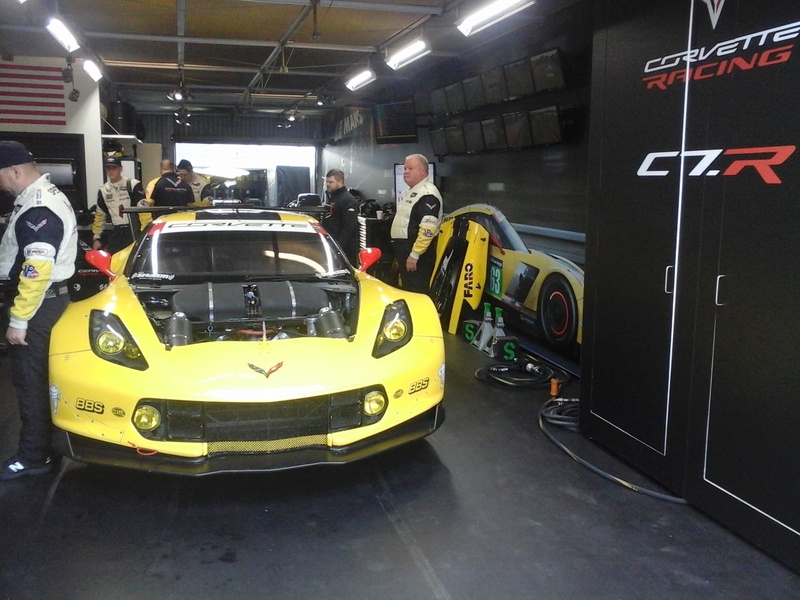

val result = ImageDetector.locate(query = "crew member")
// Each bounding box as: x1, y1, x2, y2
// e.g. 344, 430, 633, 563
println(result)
145, 159, 176, 201
92, 156, 145, 253
390, 154, 443, 294
0, 141, 77, 480
323, 169, 359, 264
177, 159, 212, 205
149, 166, 194, 207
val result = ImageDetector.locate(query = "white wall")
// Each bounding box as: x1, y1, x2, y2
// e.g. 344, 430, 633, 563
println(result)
0, 56, 103, 205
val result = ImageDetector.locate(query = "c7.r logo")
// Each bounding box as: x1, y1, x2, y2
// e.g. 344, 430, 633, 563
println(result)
637, 145, 795, 184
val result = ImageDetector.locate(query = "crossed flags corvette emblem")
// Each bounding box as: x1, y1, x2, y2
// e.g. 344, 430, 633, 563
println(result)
248, 361, 284, 379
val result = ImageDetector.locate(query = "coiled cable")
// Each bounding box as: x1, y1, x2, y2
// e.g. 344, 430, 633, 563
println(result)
538, 398, 688, 504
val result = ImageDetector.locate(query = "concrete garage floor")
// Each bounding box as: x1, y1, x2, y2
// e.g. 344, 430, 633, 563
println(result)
1, 335, 798, 600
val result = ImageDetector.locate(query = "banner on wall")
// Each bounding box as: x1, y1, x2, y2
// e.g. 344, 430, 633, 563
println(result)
329, 107, 371, 142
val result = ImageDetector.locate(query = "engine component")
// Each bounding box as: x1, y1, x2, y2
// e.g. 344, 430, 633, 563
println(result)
166, 312, 193, 346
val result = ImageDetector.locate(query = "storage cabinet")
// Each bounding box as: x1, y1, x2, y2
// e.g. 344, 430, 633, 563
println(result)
582, 0, 800, 571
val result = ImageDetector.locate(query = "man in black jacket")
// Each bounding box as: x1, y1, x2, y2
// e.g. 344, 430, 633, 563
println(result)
323, 169, 359, 264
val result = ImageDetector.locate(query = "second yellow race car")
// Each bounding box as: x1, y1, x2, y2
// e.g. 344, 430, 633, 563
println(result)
49, 208, 445, 475
432, 203, 584, 352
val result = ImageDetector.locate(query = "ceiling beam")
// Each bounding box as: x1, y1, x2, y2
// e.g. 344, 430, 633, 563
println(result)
103, 60, 339, 78
236, 0, 444, 15
81, 31, 376, 53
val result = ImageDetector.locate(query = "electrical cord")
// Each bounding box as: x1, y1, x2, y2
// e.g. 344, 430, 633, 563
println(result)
474, 355, 570, 388
472, 353, 687, 503
538, 398, 688, 504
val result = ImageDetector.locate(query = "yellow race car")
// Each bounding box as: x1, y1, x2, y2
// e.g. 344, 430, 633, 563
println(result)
432, 204, 583, 352
49, 209, 445, 475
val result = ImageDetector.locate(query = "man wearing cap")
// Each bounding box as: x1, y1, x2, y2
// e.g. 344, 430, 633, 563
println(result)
0, 141, 77, 480
92, 156, 145, 253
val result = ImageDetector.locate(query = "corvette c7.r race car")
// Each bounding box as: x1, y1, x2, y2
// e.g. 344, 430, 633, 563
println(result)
431, 204, 584, 353
49, 209, 445, 476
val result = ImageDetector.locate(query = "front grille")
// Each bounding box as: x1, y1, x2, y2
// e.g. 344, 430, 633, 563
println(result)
208, 435, 327, 454
136, 389, 383, 447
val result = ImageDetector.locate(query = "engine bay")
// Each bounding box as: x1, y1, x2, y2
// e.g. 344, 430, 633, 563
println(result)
134, 280, 358, 345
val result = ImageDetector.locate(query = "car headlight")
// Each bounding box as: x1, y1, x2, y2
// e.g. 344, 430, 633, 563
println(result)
372, 300, 413, 358
363, 390, 387, 416
132, 404, 161, 432
90, 310, 149, 370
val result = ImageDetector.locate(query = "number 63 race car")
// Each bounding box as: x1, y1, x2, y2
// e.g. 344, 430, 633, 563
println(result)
49, 208, 445, 475
431, 204, 584, 353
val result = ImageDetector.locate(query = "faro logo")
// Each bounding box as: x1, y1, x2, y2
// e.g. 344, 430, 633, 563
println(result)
637, 145, 795, 184
463, 263, 474, 298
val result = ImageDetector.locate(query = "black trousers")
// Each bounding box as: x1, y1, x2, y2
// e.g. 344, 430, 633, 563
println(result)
392, 238, 437, 296
107, 224, 135, 254
10, 293, 70, 463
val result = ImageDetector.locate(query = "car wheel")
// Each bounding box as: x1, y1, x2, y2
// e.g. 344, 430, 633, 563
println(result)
538, 274, 578, 349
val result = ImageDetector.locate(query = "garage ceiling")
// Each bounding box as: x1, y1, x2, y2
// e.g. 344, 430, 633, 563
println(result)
1, 0, 576, 118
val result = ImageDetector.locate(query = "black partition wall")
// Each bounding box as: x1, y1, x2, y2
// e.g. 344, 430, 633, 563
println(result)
581, 0, 800, 571
0, 132, 87, 211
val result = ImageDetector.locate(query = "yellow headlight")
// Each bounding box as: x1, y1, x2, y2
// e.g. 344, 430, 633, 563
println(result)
96, 330, 125, 355
363, 391, 387, 416
383, 317, 407, 342
123, 343, 142, 359
133, 405, 161, 431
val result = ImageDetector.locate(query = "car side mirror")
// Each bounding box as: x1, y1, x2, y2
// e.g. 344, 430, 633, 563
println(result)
85, 249, 117, 279
358, 247, 382, 272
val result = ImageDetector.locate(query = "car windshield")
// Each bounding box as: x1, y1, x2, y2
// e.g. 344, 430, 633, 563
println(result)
126, 226, 350, 283
472, 212, 529, 253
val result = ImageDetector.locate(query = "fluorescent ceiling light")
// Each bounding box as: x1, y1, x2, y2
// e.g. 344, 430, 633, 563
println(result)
457, 0, 535, 37
386, 39, 431, 71
83, 59, 103, 82
46, 18, 81, 53
345, 68, 376, 91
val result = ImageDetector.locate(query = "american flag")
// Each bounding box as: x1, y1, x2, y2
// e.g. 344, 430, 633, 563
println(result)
0, 62, 67, 126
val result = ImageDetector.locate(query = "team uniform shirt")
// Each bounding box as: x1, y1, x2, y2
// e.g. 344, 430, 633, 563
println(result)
390, 178, 443, 259
144, 175, 161, 202
92, 176, 145, 240
186, 174, 212, 204
150, 173, 194, 207
323, 186, 360, 262
0, 174, 77, 329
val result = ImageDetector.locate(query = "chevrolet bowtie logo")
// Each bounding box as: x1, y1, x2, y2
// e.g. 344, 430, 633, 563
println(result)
248, 361, 284, 378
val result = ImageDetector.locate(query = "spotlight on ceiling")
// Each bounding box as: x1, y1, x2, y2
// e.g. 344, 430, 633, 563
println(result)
167, 72, 192, 102
457, 0, 535, 37
46, 17, 81, 53
385, 39, 431, 71
345, 68, 376, 92
167, 88, 184, 102
83, 59, 103, 82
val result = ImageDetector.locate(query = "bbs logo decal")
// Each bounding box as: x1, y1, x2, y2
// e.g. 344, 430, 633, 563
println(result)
638, 145, 796, 184
409, 378, 429, 395
75, 398, 104, 414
